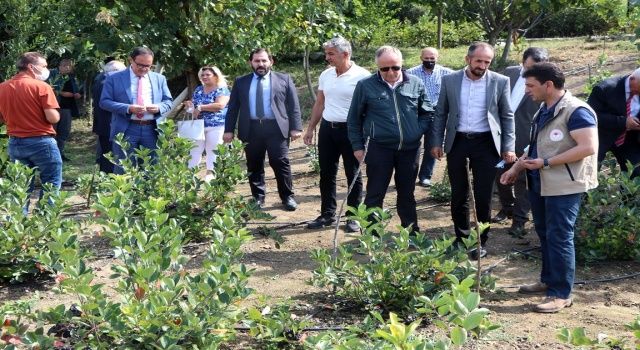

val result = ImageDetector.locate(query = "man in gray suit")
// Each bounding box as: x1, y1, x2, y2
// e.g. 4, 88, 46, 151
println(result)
430, 42, 516, 259
493, 47, 548, 237
224, 48, 303, 211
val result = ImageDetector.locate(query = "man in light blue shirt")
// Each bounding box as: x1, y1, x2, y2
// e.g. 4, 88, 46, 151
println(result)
407, 47, 453, 187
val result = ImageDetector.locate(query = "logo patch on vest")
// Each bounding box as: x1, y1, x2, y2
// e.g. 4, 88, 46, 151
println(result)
549, 129, 564, 142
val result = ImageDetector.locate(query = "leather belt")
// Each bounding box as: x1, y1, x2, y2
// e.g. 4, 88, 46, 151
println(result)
457, 131, 491, 139
130, 119, 154, 125
250, 118, 276, 124
322, 119, 347, 129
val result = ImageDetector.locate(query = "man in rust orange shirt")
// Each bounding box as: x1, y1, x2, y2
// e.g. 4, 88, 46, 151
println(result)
0, 52, 62, 212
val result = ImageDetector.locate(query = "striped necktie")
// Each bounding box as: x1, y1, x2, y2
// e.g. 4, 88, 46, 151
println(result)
614, 94, 634, 147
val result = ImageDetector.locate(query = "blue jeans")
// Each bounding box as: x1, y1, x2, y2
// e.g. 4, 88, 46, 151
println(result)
528, 175, 583, 299
111, 123, 157, 174
418, 122, 435, 181
8, 136, 63, 212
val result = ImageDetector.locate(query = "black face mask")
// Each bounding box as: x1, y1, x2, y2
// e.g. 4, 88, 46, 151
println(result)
422, 61, 436, 70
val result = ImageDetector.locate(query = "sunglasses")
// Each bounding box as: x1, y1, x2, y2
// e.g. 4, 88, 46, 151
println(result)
379, 66, 401, 72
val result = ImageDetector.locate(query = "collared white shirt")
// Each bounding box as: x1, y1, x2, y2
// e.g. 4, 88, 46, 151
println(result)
458, 68, 490, 132
129, 67, 154, 120
249, 71, 275, 119
318, 62, 370, 122
385, 75, 403, 90
406, 64, 453, 104
625, 76, 640, 117
510, 67, 526, 111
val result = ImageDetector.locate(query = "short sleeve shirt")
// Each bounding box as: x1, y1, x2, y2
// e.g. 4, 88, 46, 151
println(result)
192, 85, 231, 128
318, 63, 371, 122
0, 72, 60, 137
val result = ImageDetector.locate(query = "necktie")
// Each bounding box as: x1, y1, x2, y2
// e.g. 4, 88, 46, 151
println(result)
614, 95, 634, 147
255, 75, 264, 119
136, 76, 144, 119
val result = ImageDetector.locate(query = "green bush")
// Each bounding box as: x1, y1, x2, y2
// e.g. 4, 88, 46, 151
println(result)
0, 201, 253, 349
306, 278, 499, 349
576, 161, 640, 262
0, 156, 80, 283
84, 121, 253, 240
557, 314, 640, 349
310, 206, 495, 316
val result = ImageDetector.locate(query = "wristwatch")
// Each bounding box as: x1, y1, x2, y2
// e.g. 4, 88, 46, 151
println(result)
196, 105, 202, 112
543, 158, 550, 169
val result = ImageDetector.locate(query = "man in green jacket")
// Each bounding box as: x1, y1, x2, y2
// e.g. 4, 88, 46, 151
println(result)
347, 45, 434, 233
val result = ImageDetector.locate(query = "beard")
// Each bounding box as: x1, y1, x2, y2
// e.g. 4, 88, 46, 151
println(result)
469, 67, 486, 78
253, 66, 270, 77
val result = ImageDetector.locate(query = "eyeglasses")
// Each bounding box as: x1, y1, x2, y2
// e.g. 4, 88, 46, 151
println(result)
134, 61, 152, 69
379, 66, 401, 72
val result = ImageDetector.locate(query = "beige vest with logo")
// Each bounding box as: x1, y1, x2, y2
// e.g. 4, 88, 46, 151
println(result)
534, 91, 599, 196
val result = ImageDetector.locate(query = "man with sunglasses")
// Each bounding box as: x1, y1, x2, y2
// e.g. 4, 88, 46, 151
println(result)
347, 46, 434, 234
430, 42, 516, 260
100, 47, 173, 174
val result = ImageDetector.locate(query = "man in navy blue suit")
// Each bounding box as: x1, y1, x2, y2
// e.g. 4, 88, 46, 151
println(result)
224, 48, 303, 211
99, 47, 173, 174
587, 68, 640, 178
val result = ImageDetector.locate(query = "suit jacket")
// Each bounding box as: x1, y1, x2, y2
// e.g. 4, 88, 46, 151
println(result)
430, 69, 515, 155
99, 68, 173, 140
225, 71, 302, 141
92, 72, 110, 137
504, 66, 541, 155
587, 75, 638, 154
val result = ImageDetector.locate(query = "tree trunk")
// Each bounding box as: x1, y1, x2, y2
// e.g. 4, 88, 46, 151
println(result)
437, 9, 443, 49
304, 46, 316, 103
499, 27, 514, 65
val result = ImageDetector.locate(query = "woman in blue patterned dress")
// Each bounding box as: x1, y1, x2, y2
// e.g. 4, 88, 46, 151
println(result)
184, 66, 230, 181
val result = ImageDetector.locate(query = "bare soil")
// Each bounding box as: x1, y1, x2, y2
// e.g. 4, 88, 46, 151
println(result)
2, 41, 639, 349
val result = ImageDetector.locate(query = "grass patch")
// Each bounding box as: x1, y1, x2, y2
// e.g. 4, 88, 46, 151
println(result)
62, 117, 97, 182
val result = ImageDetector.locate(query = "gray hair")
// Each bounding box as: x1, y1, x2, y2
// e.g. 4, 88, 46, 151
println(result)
104, 60, 126, 73
631, 68, 640, 80
322, 36, 352, 55
375, 45, 403, 64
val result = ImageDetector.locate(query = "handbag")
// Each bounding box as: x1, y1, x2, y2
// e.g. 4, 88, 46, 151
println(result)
177, 113, 205, 141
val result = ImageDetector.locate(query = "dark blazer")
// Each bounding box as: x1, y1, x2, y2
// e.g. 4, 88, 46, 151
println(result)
91, 72, 110, 136
99, 68, 173, 141
225, 71, 302, 141
504, 66, 541, 155
431, 69, 515, 155
587, 75, 638, 159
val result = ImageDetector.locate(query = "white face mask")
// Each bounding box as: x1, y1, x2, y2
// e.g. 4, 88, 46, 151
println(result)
32, 65, 50, 81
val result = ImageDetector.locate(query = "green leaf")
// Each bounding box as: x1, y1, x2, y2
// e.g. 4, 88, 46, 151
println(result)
450, 326, 468, 345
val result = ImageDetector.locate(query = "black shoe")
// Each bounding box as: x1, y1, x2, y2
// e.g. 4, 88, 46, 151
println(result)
491, 209, 512, 223
307, 216, 335, 229
468, 247, 487, 260
61, 154, 71, 162
508, 221, 528, 238
283, 197, 297, 211
345, 219, 360, 233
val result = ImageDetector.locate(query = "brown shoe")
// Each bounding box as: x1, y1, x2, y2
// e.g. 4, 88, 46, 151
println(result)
534, 296, 572, 313
518, 282, 548, 294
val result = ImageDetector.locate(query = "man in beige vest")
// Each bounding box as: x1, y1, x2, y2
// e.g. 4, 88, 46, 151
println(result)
501, 63, 598, 313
